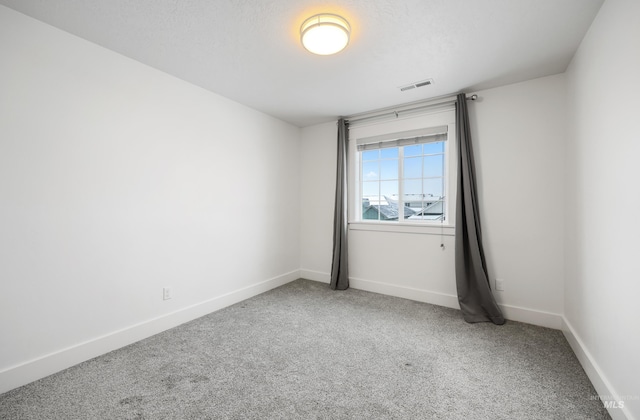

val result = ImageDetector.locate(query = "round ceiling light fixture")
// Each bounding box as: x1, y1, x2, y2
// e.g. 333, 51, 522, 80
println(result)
300, 13, 351, 55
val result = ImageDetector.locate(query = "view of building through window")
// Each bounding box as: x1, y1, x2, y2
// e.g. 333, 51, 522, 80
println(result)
361, 141, 445, 222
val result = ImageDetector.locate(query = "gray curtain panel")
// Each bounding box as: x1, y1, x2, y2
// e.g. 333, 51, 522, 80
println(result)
330, 119, 349, 290
455, 94, 505, 324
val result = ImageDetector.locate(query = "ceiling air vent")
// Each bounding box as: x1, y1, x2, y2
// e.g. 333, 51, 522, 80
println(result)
399, 78, 434, 92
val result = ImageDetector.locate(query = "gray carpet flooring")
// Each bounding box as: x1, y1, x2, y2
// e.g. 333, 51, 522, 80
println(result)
0, 279, 610, 419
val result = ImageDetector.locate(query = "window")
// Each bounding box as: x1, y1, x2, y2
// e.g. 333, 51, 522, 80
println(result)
360, 135, 446, 222
349, 109, 456, 227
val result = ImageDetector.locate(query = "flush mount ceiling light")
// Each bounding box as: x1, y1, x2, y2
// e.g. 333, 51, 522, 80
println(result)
300, 13, 351, 55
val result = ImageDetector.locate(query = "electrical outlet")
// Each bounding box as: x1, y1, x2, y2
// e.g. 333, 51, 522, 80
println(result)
163, 287, 172, 300
495, 279, 505, 291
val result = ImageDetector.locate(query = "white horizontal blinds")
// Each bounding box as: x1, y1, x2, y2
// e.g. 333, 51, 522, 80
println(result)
356, 125, 448, 151
357, 133, 447, 151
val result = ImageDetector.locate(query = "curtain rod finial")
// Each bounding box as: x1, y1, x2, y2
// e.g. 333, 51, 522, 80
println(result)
467, 94, 478, 101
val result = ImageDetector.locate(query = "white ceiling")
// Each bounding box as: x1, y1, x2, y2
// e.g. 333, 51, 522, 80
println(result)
0, 0, 604, 127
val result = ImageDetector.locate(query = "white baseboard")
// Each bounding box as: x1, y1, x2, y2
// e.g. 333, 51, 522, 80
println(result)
300, 271, 562, 329
349, 276, 461, 310
0, 270, 300, 395
498, 303, 563, 329
562, 317, 633, 420
299, 269, 330, 283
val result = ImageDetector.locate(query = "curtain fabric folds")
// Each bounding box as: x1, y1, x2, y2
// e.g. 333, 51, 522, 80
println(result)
455, 94, 505, 325
330, 118, 349, 290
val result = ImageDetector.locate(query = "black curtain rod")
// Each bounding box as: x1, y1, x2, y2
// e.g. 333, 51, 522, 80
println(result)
345, 94, 478, 125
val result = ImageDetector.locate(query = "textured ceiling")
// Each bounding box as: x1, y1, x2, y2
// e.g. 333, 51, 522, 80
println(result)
0, 0, 604, 127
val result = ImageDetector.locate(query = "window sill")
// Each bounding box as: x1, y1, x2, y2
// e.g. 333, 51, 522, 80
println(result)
348, 221, 455, 236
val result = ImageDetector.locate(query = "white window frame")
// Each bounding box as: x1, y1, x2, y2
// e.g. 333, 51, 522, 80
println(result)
348, 106, 457, 235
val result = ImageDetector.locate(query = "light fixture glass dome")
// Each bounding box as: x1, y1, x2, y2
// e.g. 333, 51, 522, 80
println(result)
300, 14, 351, 55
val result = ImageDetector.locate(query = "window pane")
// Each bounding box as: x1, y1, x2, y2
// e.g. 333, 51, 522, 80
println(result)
404, 179, 421, 196
424, 141, 444, 155
404, 179, 424, 211
381, 181, 400, 221
404, 144, 422, 157
380, 147, 398, 159
438, 200, 446, 216
357, 128, 448, 224
380, 159, 398, 180
362, 150, 379, 161
362, 161, 379, 181
423, 178, 444, 198
423, 155, 443, 177
380, 180, 398, 197
403, 156, 422, 179
362, 181, 379, 197
362, 194, 380, 220
425, 200, 445, 219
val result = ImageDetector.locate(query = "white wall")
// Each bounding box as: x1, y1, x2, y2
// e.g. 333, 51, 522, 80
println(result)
299, 74, 567, 328
564, 0, 640, 418
0, 6, 300, 393
470, 74, 567, 326
299, 122, 337, 281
